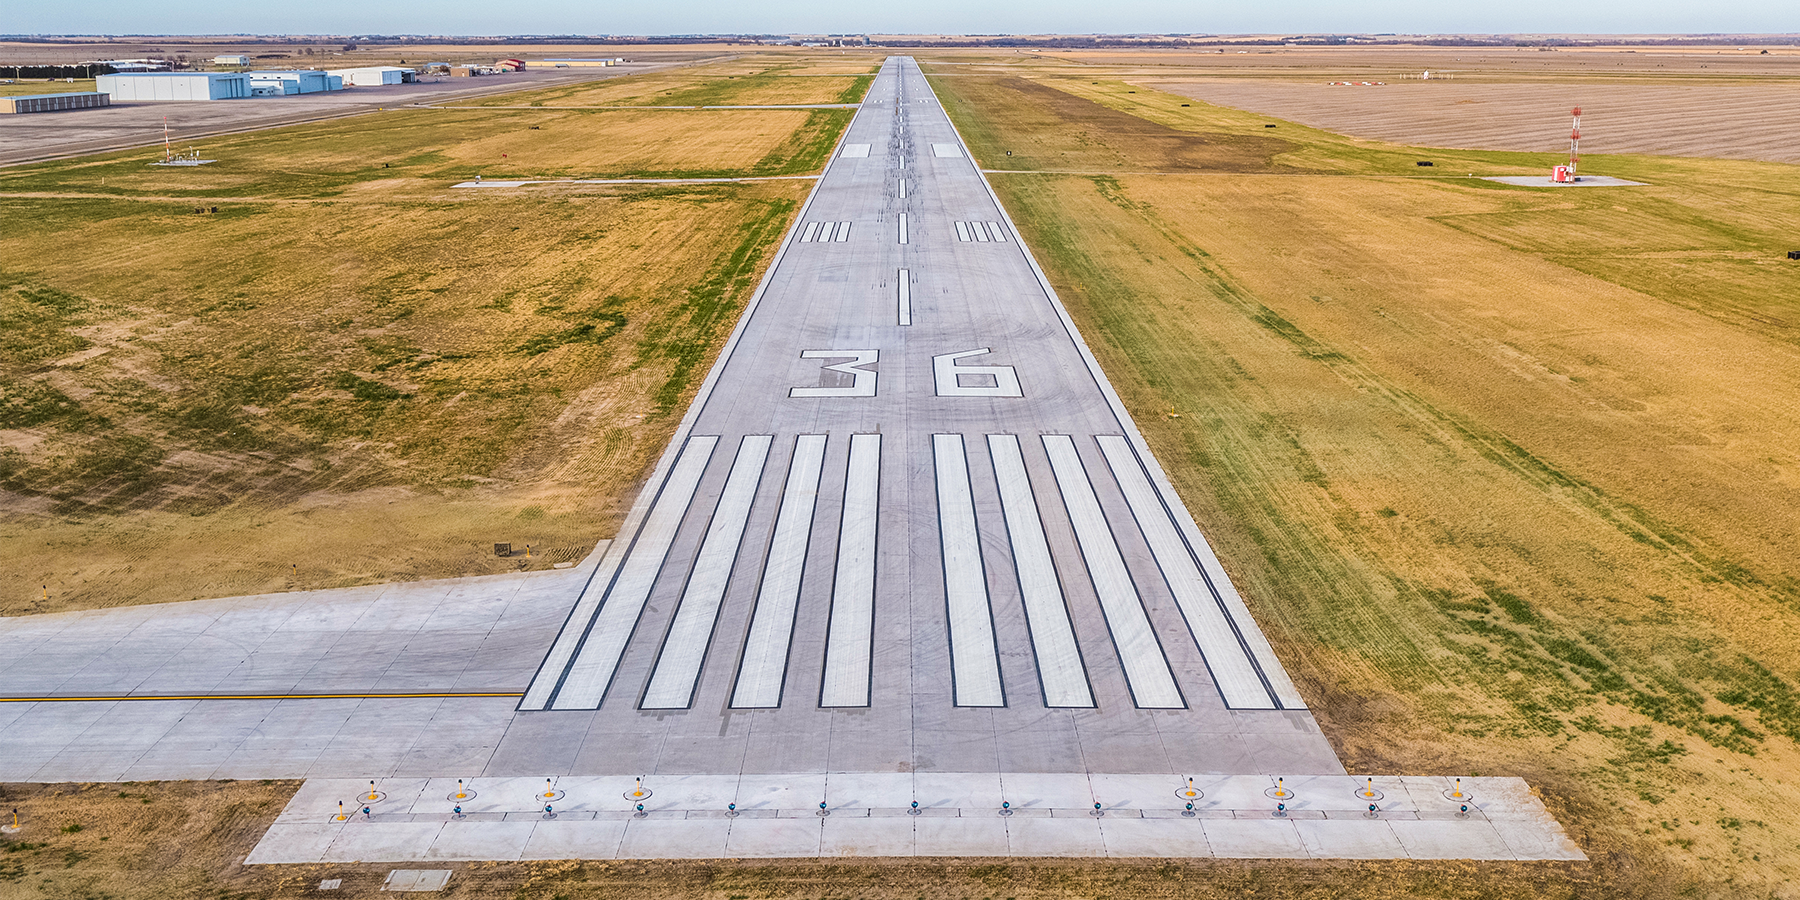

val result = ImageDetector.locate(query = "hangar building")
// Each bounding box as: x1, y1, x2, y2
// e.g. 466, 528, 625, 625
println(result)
96, 72, 251, 101
327, 66, 416, 86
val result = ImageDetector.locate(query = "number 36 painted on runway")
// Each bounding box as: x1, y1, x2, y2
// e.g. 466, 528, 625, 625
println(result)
789, 349, 1022, 398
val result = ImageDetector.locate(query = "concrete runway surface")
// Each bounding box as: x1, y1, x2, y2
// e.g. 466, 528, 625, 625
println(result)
1, 58, 1582, 860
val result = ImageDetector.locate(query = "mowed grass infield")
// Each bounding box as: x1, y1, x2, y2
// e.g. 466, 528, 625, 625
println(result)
0, 59, 864, 616
933, 63, 1800, 898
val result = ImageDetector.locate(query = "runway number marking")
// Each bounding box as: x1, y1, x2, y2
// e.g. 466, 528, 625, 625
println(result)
791, 350, 879, 398
933, 349, 1023, 398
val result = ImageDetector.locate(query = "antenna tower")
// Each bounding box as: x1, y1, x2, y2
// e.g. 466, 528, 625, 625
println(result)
1568, 107, 1581, 179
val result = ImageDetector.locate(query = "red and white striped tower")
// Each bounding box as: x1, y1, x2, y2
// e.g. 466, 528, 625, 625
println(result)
1568, 107, 1581, 179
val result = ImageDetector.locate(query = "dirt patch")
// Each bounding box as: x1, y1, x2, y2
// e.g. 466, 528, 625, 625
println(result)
939, 75, 1298, 173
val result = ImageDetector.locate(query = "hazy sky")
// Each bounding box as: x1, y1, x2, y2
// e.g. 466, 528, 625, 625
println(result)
13, 0, 1796, 38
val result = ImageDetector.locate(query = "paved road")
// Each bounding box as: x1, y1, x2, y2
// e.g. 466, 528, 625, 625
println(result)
0, 57, 1340, 782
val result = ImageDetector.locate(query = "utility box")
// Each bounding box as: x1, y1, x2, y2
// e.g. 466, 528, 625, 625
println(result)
494, 543, 512, 558
1552, 165, 1571, 183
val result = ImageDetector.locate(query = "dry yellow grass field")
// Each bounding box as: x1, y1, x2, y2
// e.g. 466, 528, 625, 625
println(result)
0, 65, 853, 617
458, 62, 875, 108
933, 63, 1800, 898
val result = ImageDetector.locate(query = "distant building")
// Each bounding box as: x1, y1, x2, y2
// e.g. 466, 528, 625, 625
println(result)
0, 92, 111, 114
538, 58, 625, 67
97, 72, 251, 101
213, 55, 250, 66
247, 70, 340, 95
327, 66, 417, 86
497, 58, 525, 71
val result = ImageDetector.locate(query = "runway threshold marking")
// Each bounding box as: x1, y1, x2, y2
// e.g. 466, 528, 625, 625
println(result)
897, 268, 912, 326
642, 435, 774, 709
821, 433, 881, 707
731, 435, 829, 709
988, 434, 1095, 708
934, 434, 1005, 707
1097, 435, 1275, 709
0, 692, 524, 703
540, 436, 720, 710
1042, 434, 1185, 709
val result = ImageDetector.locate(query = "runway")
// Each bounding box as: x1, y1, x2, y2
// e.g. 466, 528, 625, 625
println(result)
1, 56, 1589, 862
513, 56, 1336, 776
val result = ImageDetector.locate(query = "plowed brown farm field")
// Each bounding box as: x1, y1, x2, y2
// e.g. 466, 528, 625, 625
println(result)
1146, 81, 1800, 164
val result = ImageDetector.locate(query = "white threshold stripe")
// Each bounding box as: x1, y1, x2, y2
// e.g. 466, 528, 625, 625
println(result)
933, 435, 1005, 707
548, 436, 721, 710
731, 435, 828, 709
954, 221, 970, 242
973, 222, 990, 242
897, 268, 912, 326
1041, 435, 1184, 709
641, 435, 774, 709
800, 221, 820, 243
919, 60, 1307, 711
821, 433, 881, 707
835, 221, 851, 242
986, 221, 1006, 241
988, 435, 1093, 708
1095, 435, 1272, 709
898, 213, 908, 245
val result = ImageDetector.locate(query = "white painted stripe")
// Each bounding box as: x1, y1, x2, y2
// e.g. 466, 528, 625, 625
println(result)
821, 433, 881, 707
986, 221, 1006, 242
898, 213, 908, 245
834, 221, 851, 242
731, 435, 827, 709
801, 221, 820, 243
898, 179, 907, 199
972, 221, 990, 242
840, 143, 871, 158
920, 65, 1308, 711
821, 221, 838, 242
931, 143, 963, 158
987, 434, 1093, 708
933, 434, 1004, 707
1041, 435, 1183, 709
549, 436, 720, 709
642, 435, 773, 709
1096, 435, 1283, 709
954, 221, 970, 242
897, 268, 912, 326
899, 156, 904, 170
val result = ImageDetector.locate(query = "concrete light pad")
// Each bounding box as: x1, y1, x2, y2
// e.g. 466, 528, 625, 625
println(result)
248, 774, 1581, 862
1481, 175, 1647, 187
